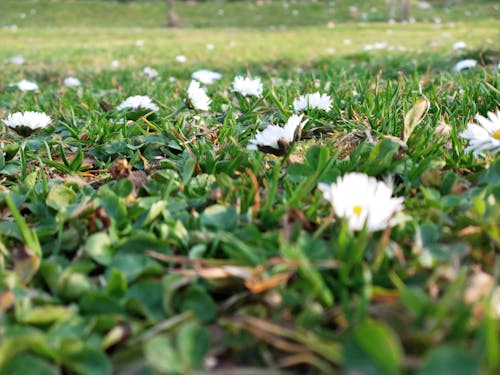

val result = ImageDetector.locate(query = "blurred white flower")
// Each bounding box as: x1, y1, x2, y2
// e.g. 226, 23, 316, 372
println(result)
191, 69, 222, 85
416, 1, 432, 10
10, 79, 38, 92
452, 41, 466, 50
454, 59, 477, 72
117, 95, 159, 112
247, 114, 307, 154
63, 77, 81, 87
318, 173, 404, 232
232, 75, 263, 97
363, 41, 388, 51
143, 66, 159, 80
187, 80, 211, 111
135, 39, 144, 47
111, 60, 120, 69
176, 55, 187, 63
2, 111, 52, 135
293, 92, 332, 112
8, 55, 25, 65
464, 270, 494, 305
206, 43, 215, 51
459, 110, 500, 156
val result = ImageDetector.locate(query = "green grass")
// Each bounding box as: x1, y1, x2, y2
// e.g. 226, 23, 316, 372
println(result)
1, 1, 500, 375
1, 0, 499, 28
1, 22, 498, 74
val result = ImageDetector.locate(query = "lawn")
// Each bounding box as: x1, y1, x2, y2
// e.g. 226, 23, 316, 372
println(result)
1, 1, 500, 374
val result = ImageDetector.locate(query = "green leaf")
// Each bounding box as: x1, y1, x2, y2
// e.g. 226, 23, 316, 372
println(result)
177, 322, 209, 371
418, 346, 479, 375
144, 336, 180, 374
0, 327, 52, 370
180, 285, 217, 322
200, 204, 237, 231
79, 291, 125, 315
485, 312, 500, 371
182, 156, 196, 184
0, 150, 5, 170
60, 345, 111, 375
46, 184, 77, 212
281, 241, 333, 307
96, 189, 128, 228
56, 272, 91, 301
18, 306, 74, 325
478, 159, 500, 185
69, 148, 84, 171
287, 162, 311, 178
5, 194, 42, 257
353, 320, 403, 375
305, 146, 330, 171
400, 286, 429, 317
402, 97, 429, 143
110, 252, 162, 282
125, 279, 165, 320
84, 232, 113, 266
105, 269, 127, 298
0, 354, 59, 375
361, 138, 401, 175
139, 200, 167, 227
114, 178, 134, 198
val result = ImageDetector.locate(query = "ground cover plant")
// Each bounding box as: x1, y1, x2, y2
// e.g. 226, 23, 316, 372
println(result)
1, 0, 500, 374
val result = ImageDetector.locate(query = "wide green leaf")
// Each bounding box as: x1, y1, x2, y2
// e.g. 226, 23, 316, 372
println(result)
353, 320, 403, 375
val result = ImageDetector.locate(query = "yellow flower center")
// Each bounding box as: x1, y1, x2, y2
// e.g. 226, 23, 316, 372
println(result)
353, 205, 363, 216
492, 129, 500, 140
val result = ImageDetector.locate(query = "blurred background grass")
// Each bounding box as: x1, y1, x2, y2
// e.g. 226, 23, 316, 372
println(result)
1, 0, 499, 28
0, 1, 498, 73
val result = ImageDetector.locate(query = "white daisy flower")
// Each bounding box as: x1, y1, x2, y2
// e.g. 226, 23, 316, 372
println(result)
176, 55, 187, 63
459, 110, 500, 156
318, 173, 404, 232
10, 79, 38, 92
247, 114, 307, 155
452, 41, 466, 50
363, 42, 388, 51
143, 66, 159, 80
63, 77, 81, 87
8, 55, 25, 65
232, 76, 263, 97
191, 69, 222, 85
2, 111, 52, 135
293, 92, 332, 112
454, 59, 477, 72
117, 95, 159, 112
187, 80, 211, 111
416, 1, 432, 10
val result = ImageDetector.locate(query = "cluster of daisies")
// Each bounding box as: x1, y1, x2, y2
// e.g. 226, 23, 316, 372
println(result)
2, 68, 499, 233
